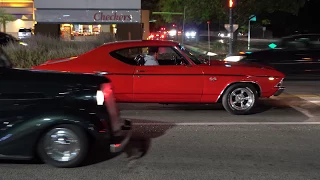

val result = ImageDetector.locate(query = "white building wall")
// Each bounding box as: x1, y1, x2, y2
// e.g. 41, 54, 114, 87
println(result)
3, 20, 34, 38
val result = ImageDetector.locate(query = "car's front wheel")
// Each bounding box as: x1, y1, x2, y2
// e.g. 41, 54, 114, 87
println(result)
37, 124, 89, 168
222, 83, 258, 115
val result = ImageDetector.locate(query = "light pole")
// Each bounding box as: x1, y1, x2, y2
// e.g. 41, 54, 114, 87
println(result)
248, 20, 251, 50
228, 0, 234, 56
207, 21, 210, 61
248, 15, 256, 50
182, 6, 186, 45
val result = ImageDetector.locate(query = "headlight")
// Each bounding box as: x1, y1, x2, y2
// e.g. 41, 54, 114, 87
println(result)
186, 31, 196, 37
96, 90, 105, 105
169, 30, 176, 36
224, 56, 245, 62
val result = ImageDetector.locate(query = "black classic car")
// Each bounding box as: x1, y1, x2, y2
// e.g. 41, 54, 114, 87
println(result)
225, 34, 320, 79
0, 47, 132, 168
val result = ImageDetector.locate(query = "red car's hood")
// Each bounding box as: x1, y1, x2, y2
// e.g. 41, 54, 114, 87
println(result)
201, 60, 275, 70
199, 60, 284, 78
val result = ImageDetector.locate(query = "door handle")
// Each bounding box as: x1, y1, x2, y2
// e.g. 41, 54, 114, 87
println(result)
136, 70, 146, 73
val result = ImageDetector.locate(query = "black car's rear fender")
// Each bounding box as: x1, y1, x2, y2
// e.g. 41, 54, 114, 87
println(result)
0, 106, 110, 158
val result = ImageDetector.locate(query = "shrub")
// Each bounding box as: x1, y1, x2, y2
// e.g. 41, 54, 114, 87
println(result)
3, 33, 115, 68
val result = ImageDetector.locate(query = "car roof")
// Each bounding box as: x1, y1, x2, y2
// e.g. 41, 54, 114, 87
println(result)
102, 40, 180, 48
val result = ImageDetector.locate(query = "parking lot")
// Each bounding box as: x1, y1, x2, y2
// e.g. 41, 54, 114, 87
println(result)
1, 81, 320, 180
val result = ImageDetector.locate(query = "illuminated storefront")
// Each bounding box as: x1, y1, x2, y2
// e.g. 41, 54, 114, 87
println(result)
33, 0, 148, 40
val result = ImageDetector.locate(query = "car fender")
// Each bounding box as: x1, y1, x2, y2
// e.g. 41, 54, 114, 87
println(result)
0, 107, 108, 158
216, 80, 262, 102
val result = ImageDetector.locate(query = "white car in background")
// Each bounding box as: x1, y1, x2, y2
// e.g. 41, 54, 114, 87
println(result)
18, 28, 32, 39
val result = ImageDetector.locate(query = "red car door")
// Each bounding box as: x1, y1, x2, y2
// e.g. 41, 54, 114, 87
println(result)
133, 65, 204, 102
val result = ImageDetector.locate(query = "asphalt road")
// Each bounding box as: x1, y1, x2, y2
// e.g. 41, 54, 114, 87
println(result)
1, 81, 320, 180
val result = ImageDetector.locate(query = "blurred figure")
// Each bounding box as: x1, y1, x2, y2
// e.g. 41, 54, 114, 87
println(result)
144, 47, 159, 66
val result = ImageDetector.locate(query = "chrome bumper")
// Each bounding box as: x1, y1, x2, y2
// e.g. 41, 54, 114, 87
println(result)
273, 87, 285, 96
110, 119, 132, 153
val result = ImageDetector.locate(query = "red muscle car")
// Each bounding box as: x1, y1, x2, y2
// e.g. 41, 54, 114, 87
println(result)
32, 40, 285, 115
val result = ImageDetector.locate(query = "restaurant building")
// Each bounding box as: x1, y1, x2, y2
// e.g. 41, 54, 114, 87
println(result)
1, 0, 149, 40
33, 0, 149, 40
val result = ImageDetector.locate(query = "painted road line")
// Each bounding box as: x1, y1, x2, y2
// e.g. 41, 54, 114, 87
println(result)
272, 94, 320, 105
295, 97, 320, 106
290, 105, 315, 118
276, 93, 320, 98
133, 122, 320, 126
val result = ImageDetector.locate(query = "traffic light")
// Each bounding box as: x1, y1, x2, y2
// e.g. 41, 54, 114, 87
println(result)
229, 0, 234, 8
229, 0, 237, 7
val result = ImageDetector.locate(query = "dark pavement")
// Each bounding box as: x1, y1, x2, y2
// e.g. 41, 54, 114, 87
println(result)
1, 81, 320, 180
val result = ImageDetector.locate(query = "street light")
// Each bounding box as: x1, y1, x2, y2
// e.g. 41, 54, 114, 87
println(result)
228, 0, 234, 56
182, 6, 186, 45
207, 21, 211, 61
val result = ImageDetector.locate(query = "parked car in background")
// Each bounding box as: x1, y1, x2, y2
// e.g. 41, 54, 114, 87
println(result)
18, 28, 32, 39
32, 40, 285, 115
0, 32, 27, 46
0, 47, 132, 168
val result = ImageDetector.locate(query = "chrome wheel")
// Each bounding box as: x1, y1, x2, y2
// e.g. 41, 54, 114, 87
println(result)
229, 87, 255, 111
43, 128, 81, 162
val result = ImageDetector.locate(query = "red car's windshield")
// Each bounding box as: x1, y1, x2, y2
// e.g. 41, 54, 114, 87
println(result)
178, 45, 203, 65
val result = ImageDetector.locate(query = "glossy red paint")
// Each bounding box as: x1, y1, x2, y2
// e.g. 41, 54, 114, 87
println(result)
32, 40, 285, 103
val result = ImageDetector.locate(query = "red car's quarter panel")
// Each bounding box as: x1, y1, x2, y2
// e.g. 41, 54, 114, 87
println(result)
133, 65, 204, 102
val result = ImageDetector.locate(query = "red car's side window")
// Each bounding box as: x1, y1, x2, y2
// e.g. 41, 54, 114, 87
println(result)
110, 46, 188, 66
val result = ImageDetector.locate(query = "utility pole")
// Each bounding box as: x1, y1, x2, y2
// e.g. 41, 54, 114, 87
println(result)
182, 6, 186, 45
248, 15, 257, 50
207, 21, 210, 61
228, 0, 234, 56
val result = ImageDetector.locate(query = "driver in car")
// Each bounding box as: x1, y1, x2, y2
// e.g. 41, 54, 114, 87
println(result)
144, 47, 159, 66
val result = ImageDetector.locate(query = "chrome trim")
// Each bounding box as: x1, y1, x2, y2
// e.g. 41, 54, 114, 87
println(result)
0, 154, 32, 160
217, 81, 262, 101
94, 71, 109, 75
274, 78, 284, 88
273, 87, 285, 96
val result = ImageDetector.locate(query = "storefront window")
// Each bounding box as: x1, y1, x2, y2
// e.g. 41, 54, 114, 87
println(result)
69, 24, 101, 36
60, 24, 103, 39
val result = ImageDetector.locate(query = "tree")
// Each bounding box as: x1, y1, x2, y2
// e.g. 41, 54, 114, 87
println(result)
0, 9, 16, 33
158, 0, 307, 26
158, 0, 226, 24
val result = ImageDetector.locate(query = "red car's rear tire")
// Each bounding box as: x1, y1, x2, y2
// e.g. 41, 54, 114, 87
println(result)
222, 83, 258, 115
